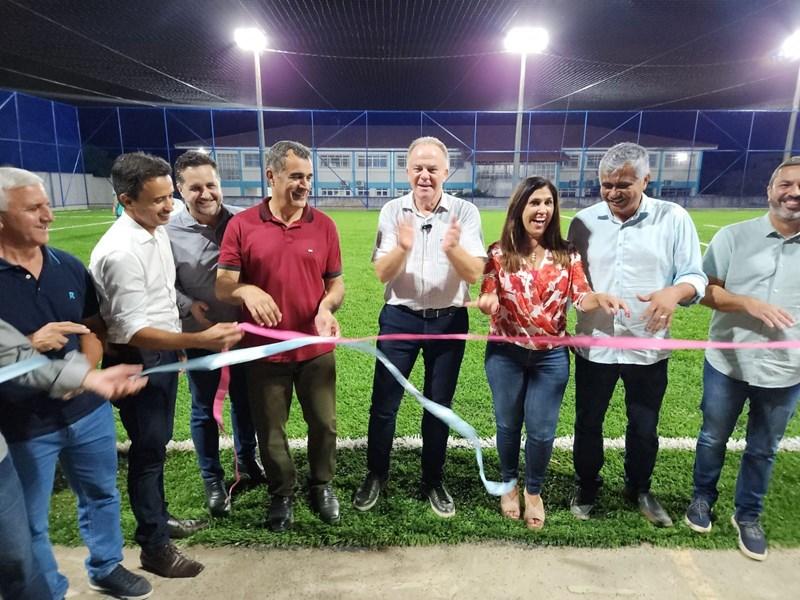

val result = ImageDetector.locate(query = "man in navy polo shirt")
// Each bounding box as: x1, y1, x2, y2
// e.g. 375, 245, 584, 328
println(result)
216, 140, 345, 532
0, 167, 152, 600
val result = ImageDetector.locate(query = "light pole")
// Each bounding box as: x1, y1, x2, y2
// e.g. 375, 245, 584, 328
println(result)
235, 27, 268, 197
779, 29, 800, 161
504, 26, 549, 182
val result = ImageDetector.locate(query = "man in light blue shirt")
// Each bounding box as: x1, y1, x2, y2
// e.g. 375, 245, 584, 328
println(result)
685, 157, 800, 561
567, 142, 706, 527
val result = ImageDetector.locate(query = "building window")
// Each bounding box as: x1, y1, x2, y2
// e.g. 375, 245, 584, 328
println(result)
243, 152, 262, 168
375, 188, 389, 197
526, 162, 556, 179
584, 153, 602, 169
217, 153, 241, 180
563, 153, 580, 169
396, 155, 407, 168
357, 153, 388, 169
319, 152, 350, 169
664, 151, 691, 169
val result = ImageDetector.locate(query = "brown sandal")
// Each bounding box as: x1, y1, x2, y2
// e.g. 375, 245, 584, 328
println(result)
500, 488, 520, 520
524, 491, 545, 530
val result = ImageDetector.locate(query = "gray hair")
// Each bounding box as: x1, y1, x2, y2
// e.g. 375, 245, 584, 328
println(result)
407, 136, 449, 168
0, 167, 44, 211
266, 140, 312, 173
598, 142, 650, 180
768, 156, 800, 187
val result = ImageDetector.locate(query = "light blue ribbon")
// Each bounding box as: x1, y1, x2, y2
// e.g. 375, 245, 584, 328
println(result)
142, 336, 516, 496
0, 355, 51, 385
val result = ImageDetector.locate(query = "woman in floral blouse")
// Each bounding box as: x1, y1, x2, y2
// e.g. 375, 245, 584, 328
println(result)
476, 176, 628, 529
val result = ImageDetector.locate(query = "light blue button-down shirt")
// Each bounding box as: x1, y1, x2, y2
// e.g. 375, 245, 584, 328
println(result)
704, 214, 800, 388
568, 194, 707, 365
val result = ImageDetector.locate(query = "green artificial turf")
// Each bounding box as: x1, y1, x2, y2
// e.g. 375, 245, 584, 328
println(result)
49, 447, 800, 549
45, 206, 800, 549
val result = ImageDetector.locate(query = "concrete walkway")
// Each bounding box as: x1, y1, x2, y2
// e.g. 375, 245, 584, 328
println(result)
55, 544, 800, 599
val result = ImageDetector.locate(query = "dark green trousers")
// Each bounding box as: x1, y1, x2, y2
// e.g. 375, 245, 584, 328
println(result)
247, 352, 336, 497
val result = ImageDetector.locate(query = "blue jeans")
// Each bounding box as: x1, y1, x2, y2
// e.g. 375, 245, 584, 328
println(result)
367, 304, 468, 485
186, 350, 258, 482
0, 453, 50, 600
485, 343, 569, 494
8, 402, 122, 600
693, 360, 800, 521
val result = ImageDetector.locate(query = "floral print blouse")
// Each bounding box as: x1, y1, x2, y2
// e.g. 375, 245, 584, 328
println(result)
480, 242, 592, 350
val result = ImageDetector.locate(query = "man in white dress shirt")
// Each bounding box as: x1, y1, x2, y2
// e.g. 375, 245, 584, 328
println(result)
90, 152, 242, 579
352, 136, 486, 518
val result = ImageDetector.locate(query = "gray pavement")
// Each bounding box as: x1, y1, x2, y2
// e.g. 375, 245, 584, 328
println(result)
54, 544, 800, 600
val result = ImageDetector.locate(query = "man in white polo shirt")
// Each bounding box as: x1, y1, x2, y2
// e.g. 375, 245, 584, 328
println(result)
353, 136, 486, 518
90, 152, 242, 579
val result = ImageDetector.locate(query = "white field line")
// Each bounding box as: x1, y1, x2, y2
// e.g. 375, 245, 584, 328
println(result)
704, 224, 721, 229
116, 435, 800, 454
700, 241, 708, 247
50, 220, 115, 232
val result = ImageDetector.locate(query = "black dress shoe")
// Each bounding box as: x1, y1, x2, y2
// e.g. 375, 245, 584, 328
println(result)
140, 543, 204, 578
166, 514, 208, 539
310, 483, 340, 525
623, 488, 673, 527
236, 456, 267, 484
204, 479, 231, 518
267, 495, 294, 532
352, 472, 387, 512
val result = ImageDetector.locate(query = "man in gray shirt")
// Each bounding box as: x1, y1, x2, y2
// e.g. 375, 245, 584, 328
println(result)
167, 151, 263, 518
685, 156, 800, 561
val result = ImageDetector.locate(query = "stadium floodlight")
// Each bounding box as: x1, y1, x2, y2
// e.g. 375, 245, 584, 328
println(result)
504, 26, 550, 55
780, 29, 800, 160
234, 27, 267, 53
235, 27, 269, 195
504, 27, 550, 182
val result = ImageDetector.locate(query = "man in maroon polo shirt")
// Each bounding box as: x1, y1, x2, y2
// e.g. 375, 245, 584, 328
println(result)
216, 140, 344, 532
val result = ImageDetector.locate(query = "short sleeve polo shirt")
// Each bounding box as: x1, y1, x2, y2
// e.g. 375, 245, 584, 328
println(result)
0, 246, 105, 442
219, 200, 342, 363
704, 214, 800, 388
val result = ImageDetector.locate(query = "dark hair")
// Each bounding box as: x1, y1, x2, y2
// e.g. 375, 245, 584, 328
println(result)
174, 151, 218, 184
266, 140, 312, 173
499, 176, 570, 272
111, 152, 171, 200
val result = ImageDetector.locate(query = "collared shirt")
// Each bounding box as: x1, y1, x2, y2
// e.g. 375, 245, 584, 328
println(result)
372, 192, 487, 310
0, 247, 103, 442
568, 194, 707, 365
218, 199, 342, 363
89, 211, 180, 344
704, 214, 800, 388
481, 243, 591, 350
167, 204, 242, 333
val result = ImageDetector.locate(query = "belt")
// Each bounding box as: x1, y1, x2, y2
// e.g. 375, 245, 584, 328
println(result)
394, 305, 461, 319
